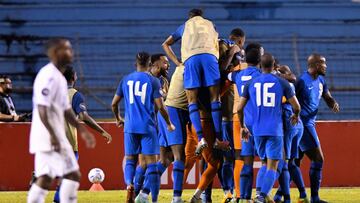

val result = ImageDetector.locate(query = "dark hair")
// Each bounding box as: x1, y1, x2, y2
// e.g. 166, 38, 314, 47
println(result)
189, 8, 203, 18
245, 48, 261, 65
261, 53, 275, 69
0, 75, 9, 83
45, 38, 69, 53
63, 65, 76, 82
230, 28, 245, 38
136, 52, 151, 67
245, 42, 262, 54
150, 53, 166, 65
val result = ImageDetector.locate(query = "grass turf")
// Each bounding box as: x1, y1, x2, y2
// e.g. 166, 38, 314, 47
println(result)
1, 188, 359, 202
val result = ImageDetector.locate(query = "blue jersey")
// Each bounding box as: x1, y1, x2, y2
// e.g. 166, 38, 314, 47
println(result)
71, 91, 86, 115
242, 73, 295, 137
171, 24, 185, 43
228, 66, 261, 126
295, 71, 329, 125
282, 83, 302, 129
116, 71, 162, 134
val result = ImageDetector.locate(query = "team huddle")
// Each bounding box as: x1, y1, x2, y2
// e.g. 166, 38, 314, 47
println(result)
27, 8, 340, 203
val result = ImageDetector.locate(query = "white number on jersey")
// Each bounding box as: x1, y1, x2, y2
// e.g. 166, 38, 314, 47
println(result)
127, 80, 148, 104
241, 75, 252, 93
254, 82, 275, 107
318, 83, 323, 99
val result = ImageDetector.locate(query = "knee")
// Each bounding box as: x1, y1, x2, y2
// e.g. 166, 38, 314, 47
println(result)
63, 171, 81, 182
36, 175, 53, 190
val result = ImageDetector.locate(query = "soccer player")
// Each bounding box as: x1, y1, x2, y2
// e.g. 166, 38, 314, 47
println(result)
28, 38, 96, 203
111, 52, 175, 203
162, 8, 228, 155
238, 53, 301, 203
296, 54, 340, 203
227, 43, 263, 202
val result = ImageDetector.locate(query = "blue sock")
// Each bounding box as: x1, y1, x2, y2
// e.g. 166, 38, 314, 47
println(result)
260, 169, 277, 198
142, 163, 160, 202
124, 159, 136, 186
188, 103, 203, 140
222, 161, 234, 192
256, 165, 267, 194
157, 161, 167, 176
310, 162, 323, 202
53, 185, 60, 203
173, 161, 185, 197
276, 159, 285, 179
211, 101, 222, 140
240, 164, 253, 199
205, 181, 213, 202
274, 186, 283, 202
134, 166, 146, 196
279, 163, 291, 203
289, 159, 307, 198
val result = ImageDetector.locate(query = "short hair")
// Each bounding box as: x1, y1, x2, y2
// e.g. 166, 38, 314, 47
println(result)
189, 8, 203, 18
230, 28, 245, 38
63, 65, 76, 83
245, 48, 261, 65
245, 42, 262, 54
136, 52, 151, 67
45, 38, 69, 53
150, 53, 166, 65
261, 53, 275, 69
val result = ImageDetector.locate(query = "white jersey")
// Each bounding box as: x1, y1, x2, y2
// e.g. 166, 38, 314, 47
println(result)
29, 63, 72, 154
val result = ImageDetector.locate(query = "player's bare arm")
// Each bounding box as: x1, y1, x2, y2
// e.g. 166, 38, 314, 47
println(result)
277, 65, 296, 83
237, 96, 250, 141
288, 95, 301, 125
79, 111, 112, 144
162, 36, 182, 66
154, 97, 175, 131
38, 105, 60, 152
64, 108, 96, 148
323, 91, 340, 113
220, 43, 240, 71
111, 94, 125, 127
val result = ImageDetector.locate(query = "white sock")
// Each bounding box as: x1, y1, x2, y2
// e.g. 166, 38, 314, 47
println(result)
194, 189, 203, 199
60, 179, 80, 203
27, 184, 48, 203
173, 196, 181, 201
140, 191, 149, 199
224, 189, 230, 195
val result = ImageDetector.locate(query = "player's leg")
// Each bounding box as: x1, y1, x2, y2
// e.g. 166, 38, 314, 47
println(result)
28, 174, 52, 203
233, 114, 243, 201
240, 136, 255, 201
124, 133, 141, 202
184, 124, 198, 182
134, 155, 146, 197
221, 120, 235, 202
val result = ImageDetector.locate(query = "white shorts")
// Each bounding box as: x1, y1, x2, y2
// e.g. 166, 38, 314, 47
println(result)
34, 148, 79, 179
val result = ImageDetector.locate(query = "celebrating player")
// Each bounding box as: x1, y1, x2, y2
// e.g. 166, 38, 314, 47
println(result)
238, 53, 301, 203
28, 38, 96, 203
296, 54, 339, 203
111, 52, 175, 203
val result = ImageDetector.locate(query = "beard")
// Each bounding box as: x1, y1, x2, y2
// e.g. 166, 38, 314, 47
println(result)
4, 88, 12, 94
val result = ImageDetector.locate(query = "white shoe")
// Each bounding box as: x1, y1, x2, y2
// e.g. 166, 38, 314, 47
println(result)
135, 193, 150, 203
195, 138, 208, 156
190, 195, 202, 203
171, 198, 185, 203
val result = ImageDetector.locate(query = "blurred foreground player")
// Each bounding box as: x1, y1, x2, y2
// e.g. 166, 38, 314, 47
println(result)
111, 52, 175, 203
296, 54, 339, 203
28, 38, 96, 203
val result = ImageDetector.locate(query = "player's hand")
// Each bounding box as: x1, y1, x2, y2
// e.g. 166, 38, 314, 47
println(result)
101, 131, 112, 144
230, 45, 241, 55
13, 115, 20, 122
116, 117, 125, 128
167, 123, 176, 132
290, 114, 300, 125
332, 102, 340, 113
241, 127, 250, 142
78, 125, 96, 148
50, 136, 61, 152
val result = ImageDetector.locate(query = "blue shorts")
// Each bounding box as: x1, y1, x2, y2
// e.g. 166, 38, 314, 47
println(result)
74, 151, 79, 160
241, 125, 256, 157
222, 121, 234, 158
124, 128, 159, 156
184, 53, 220, 89
158, 106, 189, 147
254, 136, 283, 160
284, 125, 304, 160
299, 124, 320, 152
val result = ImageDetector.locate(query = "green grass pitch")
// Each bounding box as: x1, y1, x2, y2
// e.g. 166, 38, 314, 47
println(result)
1, 188, 359, 202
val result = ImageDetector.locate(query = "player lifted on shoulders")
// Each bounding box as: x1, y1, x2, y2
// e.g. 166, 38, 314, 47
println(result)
296, 54, 339, 203
112, 52, 175, 203
28, 38, 96, 203
162, 8, 229, 155
238, 53, 301, 203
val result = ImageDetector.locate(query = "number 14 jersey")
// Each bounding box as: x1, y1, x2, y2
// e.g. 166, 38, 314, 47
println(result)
242, 73, 295, 137
116, 71, 162, 134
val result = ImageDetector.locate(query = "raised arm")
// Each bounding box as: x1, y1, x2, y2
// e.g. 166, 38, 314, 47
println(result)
277, 65, 296, 83
162, 36, 182, 67
219, 43, 240, 71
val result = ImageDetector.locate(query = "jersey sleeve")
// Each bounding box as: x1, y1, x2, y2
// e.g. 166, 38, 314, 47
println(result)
171, 24, 185, 43
34, 76, 56, 107
72, 92, 87, 115
321, 77, 329, 96
227, 71, 239, 83
152, 77, 162, 99
279, 78, 295, 99
115, 79, 123, 97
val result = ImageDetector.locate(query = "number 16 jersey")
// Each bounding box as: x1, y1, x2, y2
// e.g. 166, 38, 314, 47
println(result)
116, 71, 162, 134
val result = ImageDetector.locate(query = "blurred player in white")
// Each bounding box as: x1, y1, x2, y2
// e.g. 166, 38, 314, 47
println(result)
27, 38, 96, 203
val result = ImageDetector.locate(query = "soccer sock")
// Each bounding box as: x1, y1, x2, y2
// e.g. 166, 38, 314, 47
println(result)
222, 160, 234, 193
173, 160, 185, 197
53, 185, 60, 203
256, 165, 267, 196
310, 161, 323, 202
59, 179, 79, 203
240, 164, 253, 199
134, 166, 146, 196
260, 169, 277, 198
124, 159, 136, 186
147, 163, 160, 202
194, 188, 204, 199
276, 159, 285, 179
279, 163, 291, 203
205, 181, 213, 202
274, 187, 283, 202
27, 183, 48, 203
188, 103, 203, 140
288, 159, 307, 198
211, 101, 222, 140
156, 161, 167, 176
234, 159, 243, 198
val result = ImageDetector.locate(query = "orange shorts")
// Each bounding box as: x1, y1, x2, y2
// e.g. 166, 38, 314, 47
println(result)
233, 113, 242, 150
